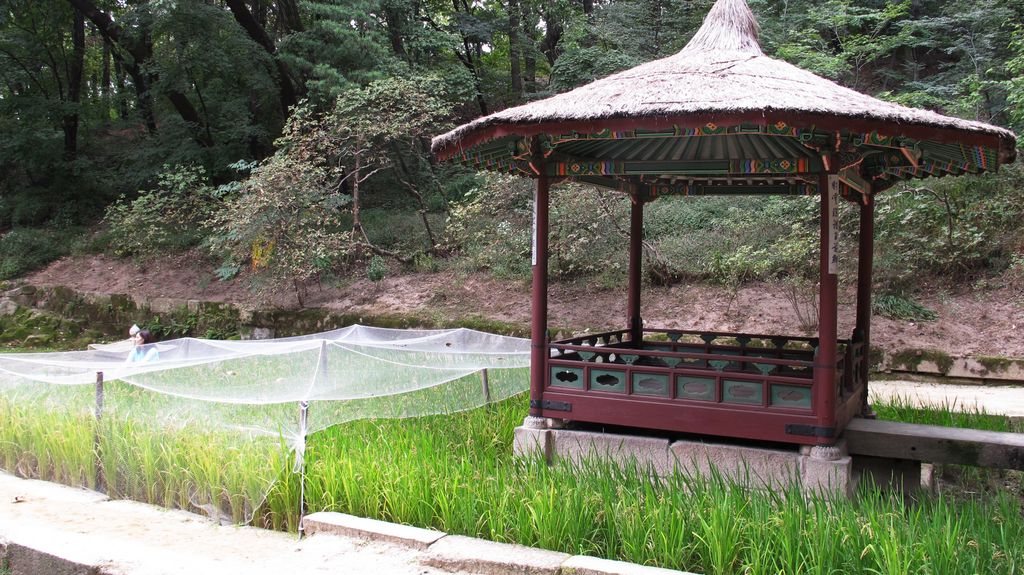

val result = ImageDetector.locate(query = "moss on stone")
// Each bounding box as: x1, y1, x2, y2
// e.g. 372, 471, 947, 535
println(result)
976, 355, 1023, 374
889, 348, 954, 375
867, 345, 886, 369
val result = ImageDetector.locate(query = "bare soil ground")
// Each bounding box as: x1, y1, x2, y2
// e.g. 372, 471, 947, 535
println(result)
26, 253, 1024, 358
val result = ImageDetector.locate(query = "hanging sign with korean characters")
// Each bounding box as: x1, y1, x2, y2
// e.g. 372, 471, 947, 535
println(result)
827, 175, 840, 275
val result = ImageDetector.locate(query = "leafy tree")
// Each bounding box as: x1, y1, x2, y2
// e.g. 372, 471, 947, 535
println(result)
327, 74, 454, 258
205, 73, 453, 302
278, 0, 395, 103
205, 108, 352, 305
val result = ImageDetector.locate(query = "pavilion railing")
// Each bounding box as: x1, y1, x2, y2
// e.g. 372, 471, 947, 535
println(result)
546, 328, 863, 414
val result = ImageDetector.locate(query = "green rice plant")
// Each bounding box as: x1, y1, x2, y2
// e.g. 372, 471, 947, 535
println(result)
3, 367, 1024, 575
692, 485, 747, 574
872, 395, 1011, 431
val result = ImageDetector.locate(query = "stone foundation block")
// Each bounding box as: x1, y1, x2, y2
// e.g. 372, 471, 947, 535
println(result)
670, 440, 803, 488
802, 455, 853, 497
550, 429, 673, 476
513, 425, 552, 462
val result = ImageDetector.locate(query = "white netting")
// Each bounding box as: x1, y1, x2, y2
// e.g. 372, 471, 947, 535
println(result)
0, 325, 530, 524
1, 324, 529, 430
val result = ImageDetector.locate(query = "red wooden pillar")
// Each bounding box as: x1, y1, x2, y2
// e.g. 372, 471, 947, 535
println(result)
855, 191, 876, 410
530, 174, 551, 417
814, 169, 839, 441
627, 193, 645, 345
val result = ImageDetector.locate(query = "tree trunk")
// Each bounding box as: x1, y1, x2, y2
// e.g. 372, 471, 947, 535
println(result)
224, 0, 298, 114
67, 0, 213, 146
112, 48, 128, 120
63, 7, 85, 160
382, 3, 408, 59
101, 36, 110, 103
352, 146, 364, 241
508, 0, 523, 102
277, 0, 304, 33
541, 8, 563, 66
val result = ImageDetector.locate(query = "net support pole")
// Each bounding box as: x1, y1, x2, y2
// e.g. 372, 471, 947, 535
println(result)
481, 368, 491, 403
94, 371, 105, 493
297, 399, 309, 539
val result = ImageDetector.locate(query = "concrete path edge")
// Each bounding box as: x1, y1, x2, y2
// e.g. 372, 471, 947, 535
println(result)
300, 512, 699, 575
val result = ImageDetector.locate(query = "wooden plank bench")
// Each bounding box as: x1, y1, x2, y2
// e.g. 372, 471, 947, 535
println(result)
844, 418, 1024, 470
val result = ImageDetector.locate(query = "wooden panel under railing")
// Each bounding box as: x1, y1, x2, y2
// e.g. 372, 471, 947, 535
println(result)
537, 328, 867, 445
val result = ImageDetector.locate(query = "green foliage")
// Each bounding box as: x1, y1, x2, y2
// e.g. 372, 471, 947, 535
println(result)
366, 255, 388, 282
550, 47, 640, 92
104, 165, 219, 259
279, 0, 395, 103
445, 173, 533, 280
1007, 25, 1024, 136
146, 306, 240, 341
874, 165, 1024, 291
771, 1, 915, 89
873, 294, 939, 322
150, 0, 283, 165
1, 0, 1022, 297
0, 228, 76, 280
358, 209, 445, 253
445, 173, 628, 281
645, 196, 820, 284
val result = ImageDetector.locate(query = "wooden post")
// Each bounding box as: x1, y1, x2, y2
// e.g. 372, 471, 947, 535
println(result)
481, 369, 491, 403
856, 192, 876, 414
94, 371, 105, 493
627, 193, 644, 345
530, 173, 551, 417
297, 400, 309, 539
814, 169, 839, 442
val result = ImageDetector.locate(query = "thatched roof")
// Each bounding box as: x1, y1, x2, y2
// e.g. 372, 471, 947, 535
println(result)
431, 0, 1016, 168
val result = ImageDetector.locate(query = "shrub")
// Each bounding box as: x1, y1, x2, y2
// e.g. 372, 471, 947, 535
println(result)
873, 293, 938, 322
366, 255, 388, 282
0, 228, 71, 279
444, 173, 534, 280
445, 174, 627, 281
204, 134, 351, 305
645, 196, 821, 284
103, 164, 219, 259
874, 164, 1024, 291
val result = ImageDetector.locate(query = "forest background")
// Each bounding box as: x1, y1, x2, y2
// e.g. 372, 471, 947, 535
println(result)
2, 0, 1024, 318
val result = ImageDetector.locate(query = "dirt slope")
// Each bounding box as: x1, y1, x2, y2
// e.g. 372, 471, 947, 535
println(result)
26, 253, 1024, 358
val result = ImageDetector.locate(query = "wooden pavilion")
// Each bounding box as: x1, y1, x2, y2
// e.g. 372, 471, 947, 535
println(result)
431, 0, 1017, 447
